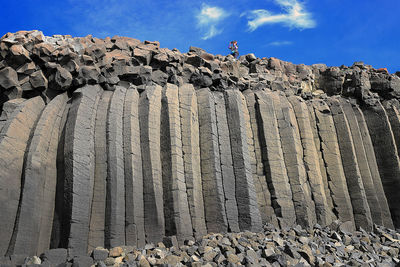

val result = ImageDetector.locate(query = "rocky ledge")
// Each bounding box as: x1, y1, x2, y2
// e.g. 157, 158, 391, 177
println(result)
0, 30, 399, 105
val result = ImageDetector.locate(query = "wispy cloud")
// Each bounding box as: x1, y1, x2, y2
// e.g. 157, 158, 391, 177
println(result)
268, 40, 293, 46
245, 0, 316, 31
196, 4, 229, 40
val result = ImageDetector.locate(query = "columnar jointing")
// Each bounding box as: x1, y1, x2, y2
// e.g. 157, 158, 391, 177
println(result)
161, 83, 193, 243
362, 102, 400, 228
196, 88, 228, 233
352, 105, 394, 229
139, 85, 165, 243
123, 87, 145, 247
339, 99, 383, 226
288, 96, 331, 226
0, 97, 45, 256
213, 91, 240, 232
11, 94, 68, 256
327, 98, 372, 231
89, 90, 113, 250
271, 92, 316, 228
63, 85, 102, 255
306, 100, 336, 221
224, 89, 262, 232
254, 90, 296, 227
178, 84, 207, 238
244, 90, 277, 226
311, 99, 355, 225
105, 86, 127, 248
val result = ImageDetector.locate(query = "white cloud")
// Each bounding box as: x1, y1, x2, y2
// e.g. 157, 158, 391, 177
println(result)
246, 0, 316, 31
196, 4, 229, 40
268, 40, 293, 46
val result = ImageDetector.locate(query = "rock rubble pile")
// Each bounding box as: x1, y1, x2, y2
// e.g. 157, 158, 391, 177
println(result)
3, 222, 400, 267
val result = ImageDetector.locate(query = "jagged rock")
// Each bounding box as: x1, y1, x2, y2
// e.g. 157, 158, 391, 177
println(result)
0, 66, 19, 89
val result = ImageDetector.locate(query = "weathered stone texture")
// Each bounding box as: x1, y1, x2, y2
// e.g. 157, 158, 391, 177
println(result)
88, 90, 112, 250
339, 98, 383, 226
362, 102, 400, 228
272, 92, 316, 228
105, 86, 127, 248
161, 83, 193, 243
63, 85, 102, 255
0, 96, 45, 256
123, 87, 145, 247
224, 89, 262, 232
11, 94, 68, 256
311, 99, 355, 225
254, 90, 296, 227
213, 91, 240, 232
243, 90, 277, 226
327, 98, 372, 231
196, 88, 228, 233
352, 105, 394, 229
139, 85, 165, 243
178, 84, 207, 238
288, 96, 331, 226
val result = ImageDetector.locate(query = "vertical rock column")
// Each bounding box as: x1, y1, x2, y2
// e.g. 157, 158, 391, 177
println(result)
243, 90, 277, 226
196, 88, 228, 233
123, 87, 145, 247
362, 102, 400, 227
306, 101, 336, 221
254, 90, 296, 227
178, 84, 207, 238
213, 91, 240, 232
11, 94, 68, 256
161, 83, 193, 243
63, 85, 102, 255
311, 99, 355, 225
352, 105, 394, 228
139, 85, 165, 243
327, 98, 372, 231
288, 96, 331, 226
0, 97, 44, 256
224, 89, 262, 232
106, 86, 127, 248
339, 99, 383, 226
271, 92, 316, 228
89, 90, 112, 249
89, 90, 112, 250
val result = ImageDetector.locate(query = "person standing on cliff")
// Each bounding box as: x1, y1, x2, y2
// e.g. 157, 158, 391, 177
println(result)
229, 40, 239, 59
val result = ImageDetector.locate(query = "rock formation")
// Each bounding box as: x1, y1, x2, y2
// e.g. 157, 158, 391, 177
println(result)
0, 30, 400, 258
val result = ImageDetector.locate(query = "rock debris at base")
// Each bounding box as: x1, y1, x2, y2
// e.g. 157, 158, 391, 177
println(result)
2, 222, 399, 267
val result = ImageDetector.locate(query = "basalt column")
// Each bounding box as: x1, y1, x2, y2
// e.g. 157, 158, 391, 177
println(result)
161, 83, 193, 243
327, 98, 372, 231
139, 85, 165, 244
178, 84, 207, 238
254, 90, 296, 227
311, 99, 354, 225
213, 91, 240, 232
272, 92, 316, 228
63, 85, 102, 255
362, 101, 400, 227
288, 96, 331, 226
123, 87, 145, 247
244, 90, 277, 226
224, 89, 262, 232
10, 94, 68, 256
196, 88, 228, 233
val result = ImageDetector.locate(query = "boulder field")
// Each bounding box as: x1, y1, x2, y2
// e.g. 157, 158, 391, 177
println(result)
1, 30, 400, 265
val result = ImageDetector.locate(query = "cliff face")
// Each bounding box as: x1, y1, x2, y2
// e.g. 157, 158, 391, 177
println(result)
1, 30, 400, 257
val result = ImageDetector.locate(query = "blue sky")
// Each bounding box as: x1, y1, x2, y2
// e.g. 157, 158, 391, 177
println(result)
1, 0, 399, 72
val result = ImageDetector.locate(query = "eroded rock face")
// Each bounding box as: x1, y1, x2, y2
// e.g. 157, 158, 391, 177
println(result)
0, 30, 400, 257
